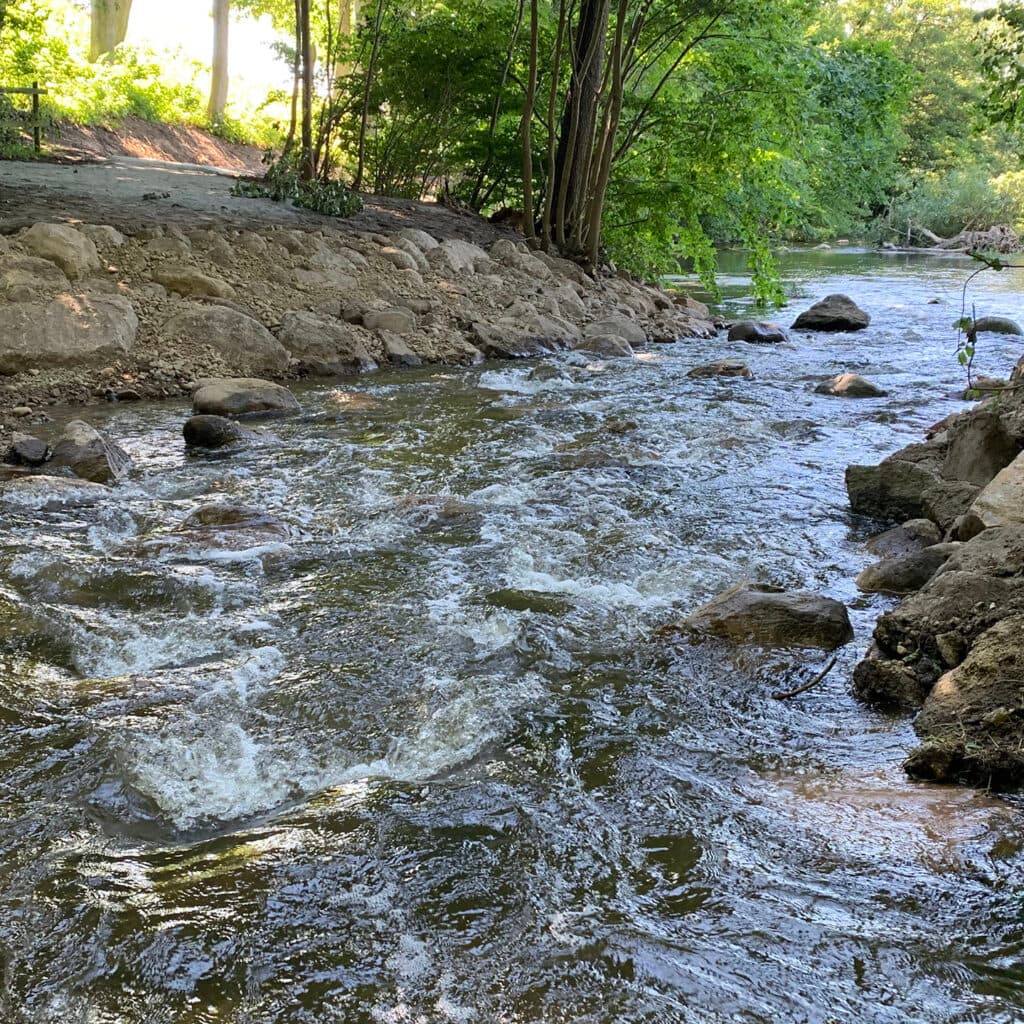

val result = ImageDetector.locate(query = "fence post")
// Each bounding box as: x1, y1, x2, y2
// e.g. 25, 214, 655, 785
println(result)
31, 81, 40, 153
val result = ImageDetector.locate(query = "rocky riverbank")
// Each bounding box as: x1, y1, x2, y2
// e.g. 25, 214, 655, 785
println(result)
847, 353, 1024, 787
0, 211, 714, 451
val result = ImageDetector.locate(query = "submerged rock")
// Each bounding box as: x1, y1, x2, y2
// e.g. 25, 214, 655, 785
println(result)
0, 473, 110, 510
47, 420, 131, 483
140, 503, 294, 559
815, 373, 887, 397
485, 588, 574, 615
192, 378, 300, 417
670, 581, 853, 650
792, 294, 870, 332
687, 359, 753, 379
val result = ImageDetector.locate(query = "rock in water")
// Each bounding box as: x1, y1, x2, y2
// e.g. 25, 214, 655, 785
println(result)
866, 519, 943, 558
6, 432, 49, 467
727, 321, 789, 344
791, 294, 870, 332
192, 378, 300, 417
47, 420, 131, 483
815, 373, 887, 397
970, 315, 1024, 337
183, 415, 253, 449
855, 543, 959, 595
687, 360, 753, 379
670, 581, 854, 650
0, 474, 110, 510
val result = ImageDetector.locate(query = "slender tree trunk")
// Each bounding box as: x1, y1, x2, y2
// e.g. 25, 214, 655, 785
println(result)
354, 0, 386, 192
208, 0, 230, 122
90, 0, 133, 61
298, 0, 315, 180
281, 0, 301, 158
520, 0, 539, 242
334, 0, 359, 82
541, 0, 568, 250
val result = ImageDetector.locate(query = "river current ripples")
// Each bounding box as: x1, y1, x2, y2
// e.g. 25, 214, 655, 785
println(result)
2, 249, 1024, 1023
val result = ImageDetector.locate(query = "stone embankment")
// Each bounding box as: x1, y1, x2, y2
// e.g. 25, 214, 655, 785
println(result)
848, 351, 1024, 787
0, 217, 714, 446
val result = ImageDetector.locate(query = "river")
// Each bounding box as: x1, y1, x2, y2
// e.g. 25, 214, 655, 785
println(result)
1, 248, 1023, 1023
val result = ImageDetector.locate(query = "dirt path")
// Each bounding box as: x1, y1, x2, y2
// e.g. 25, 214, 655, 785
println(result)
0, 158, 519, 246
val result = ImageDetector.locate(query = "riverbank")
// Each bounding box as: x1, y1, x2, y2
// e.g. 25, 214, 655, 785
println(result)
0, 160, 713, 452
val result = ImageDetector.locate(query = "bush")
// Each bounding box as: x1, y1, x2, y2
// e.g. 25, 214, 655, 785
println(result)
231, 157, 363, 218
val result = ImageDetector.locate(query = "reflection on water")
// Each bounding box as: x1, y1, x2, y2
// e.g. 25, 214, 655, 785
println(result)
1, 249, 1023, 1023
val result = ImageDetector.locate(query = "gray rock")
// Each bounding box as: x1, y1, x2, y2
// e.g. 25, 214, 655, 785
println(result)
192, 378, 300, 417
47, 420, 132, 484
152, 265, 235, 298
671, 581, 854, 650
162, 305, 289, 376
941, 409, 1019, 487
577, 333, 633, 357
846, 459, 978, 530
970, 315, 1023, 336
792, 294, 870, 332
277, 311, 377, 375
959, 451, 1024, 539
5, 432, 48, 466
866, 518, 943, 558
363, 307, 417, 334
381, 332, 422, 367
855, 543, 960, 595
0, 254, 70, 301
0, 474, 110, 510
687, 359, 753, 379
183, 415, 253, 449
584, 314, 646, 347
20, 223, 100, 279
727, 321, 789, 344
815, 373, 887, 397
0, 295, 137, 375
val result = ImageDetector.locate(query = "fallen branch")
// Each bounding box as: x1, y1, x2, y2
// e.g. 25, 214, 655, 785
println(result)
771, 656, 838, 701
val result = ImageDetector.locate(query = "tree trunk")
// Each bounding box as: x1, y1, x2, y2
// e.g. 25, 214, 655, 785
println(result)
208, 0, 230, 122
551, 0, 610, 252
334, 0, 359, 82
298, 0, 315, 180
520, 0, 539, 242
354, 0, 386, 192
90, 0, 133, 61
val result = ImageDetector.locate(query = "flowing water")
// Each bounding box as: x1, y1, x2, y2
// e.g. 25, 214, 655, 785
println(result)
2, 249, 1024, 1023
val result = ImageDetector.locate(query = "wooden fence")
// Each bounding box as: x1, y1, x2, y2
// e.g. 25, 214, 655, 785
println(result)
0, 82, 47, 152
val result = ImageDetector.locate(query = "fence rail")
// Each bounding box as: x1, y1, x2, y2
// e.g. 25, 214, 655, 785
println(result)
0, 82, 47, 152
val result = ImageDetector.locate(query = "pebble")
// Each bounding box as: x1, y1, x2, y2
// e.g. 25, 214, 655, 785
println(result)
11, 406, 31, 417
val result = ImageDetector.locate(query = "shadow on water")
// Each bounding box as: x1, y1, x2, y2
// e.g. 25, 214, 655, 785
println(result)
2, 249, 1024, 1022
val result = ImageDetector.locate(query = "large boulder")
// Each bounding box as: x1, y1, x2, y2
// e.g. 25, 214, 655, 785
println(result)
727, 321, 789, 344
363, 307, 416, 335
670, 581, 853, 650
815, 373, 887, 398
577, 334, 634, 357
192, 378, 300, 417
152, 265, 235, 299
396, 228, 439, 252
47, 420, 132, 484
792, 294, 870, 332
846, 459, 978, 530
959, 451, 1024, 539
428, 240, 491, 276
277, 311, 377, 375
20, 223, 100, 279
0, 295, 137, 374
905, 615, 1024, 787
941, 410, 1020, 488
139, 503, 294, 559
0, 254, 70, 301
5, 432, 49, 467
584, 314, 646, 348
161, 305, 289, 376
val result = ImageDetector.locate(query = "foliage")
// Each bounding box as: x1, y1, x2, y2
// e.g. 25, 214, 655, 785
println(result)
231, 154, 363, 216
979, 1, 1024, 129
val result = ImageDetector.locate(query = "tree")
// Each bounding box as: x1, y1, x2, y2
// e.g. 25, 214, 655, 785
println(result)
208, 0, 230, 121
89, 0, 132, 60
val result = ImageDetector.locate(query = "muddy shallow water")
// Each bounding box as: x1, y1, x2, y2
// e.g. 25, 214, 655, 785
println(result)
2, 249, 1024, 1023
